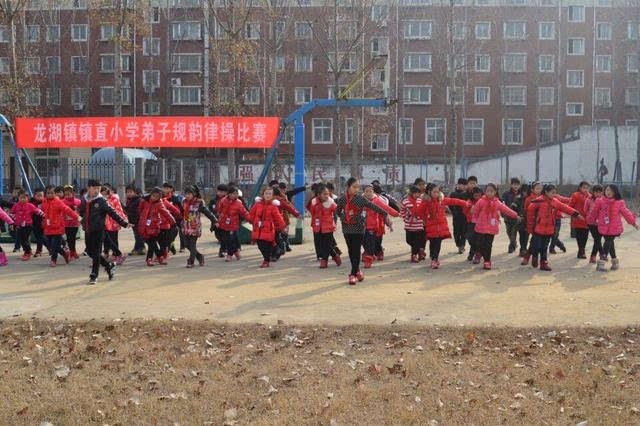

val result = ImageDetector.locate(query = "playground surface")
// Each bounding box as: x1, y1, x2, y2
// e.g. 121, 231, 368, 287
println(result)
1, 217, 640, 327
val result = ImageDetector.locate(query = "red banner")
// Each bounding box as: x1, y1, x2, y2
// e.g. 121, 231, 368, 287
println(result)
15, 116, 280, 149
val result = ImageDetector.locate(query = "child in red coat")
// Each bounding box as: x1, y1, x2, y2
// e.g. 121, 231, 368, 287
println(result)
307, 183, 341, 268
182, 185, 217, 268
248, 187, 286, 268
42, 185, 78, 267
400, 185, 426, 263
471, 183, 519, 270
568, 181, 591, 259
362, 185, 399, 268
139, 188, 176, 266
62, 185, 82, 260
217, 187, 249, 262
415, 183, 469, 269
9, 190, 44, 261
101, 186, 128, 265
584, 184, 603, 263
464, 187, 483, 263
0, 207, 14, 266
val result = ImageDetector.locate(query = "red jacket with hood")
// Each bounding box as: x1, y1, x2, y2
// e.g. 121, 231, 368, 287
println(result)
138, 198, 175, 238
248, 198, 286, 243
527, 195, 578, 236
415, 196, 469, 239
217, 196, 249, 232
307, 196, 337, 234
42, 196, 79, 236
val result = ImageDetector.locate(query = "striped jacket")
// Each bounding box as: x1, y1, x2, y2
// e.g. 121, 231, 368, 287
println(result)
400, 195, 425, 232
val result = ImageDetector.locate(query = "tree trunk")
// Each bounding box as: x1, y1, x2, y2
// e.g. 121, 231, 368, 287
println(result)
334, 106, 342, 192
636, 124, 640, 184
350, 113, 358, 178
448, 107, 457, 186
613, 124, 622, 182
227, 148, 236, 182
114, 16, 125, 195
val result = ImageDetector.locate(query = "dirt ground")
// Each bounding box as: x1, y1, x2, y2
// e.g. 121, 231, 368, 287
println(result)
1, 217, 639, 327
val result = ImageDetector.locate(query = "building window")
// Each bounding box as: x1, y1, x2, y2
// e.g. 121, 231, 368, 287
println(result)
399, 118, 413, 145
501, 86, 526, 105
100, 84, 132, 106
403, 86, 431, 104
568, 5, 585, 22
403, 53, 432, 72
143, 102, 161, 115
245, 22, 260, 40
295, 87, 312, 104
101, 24, 114, 41
597, 22, 612, 40
372, 5, 388, 24
100, 54, 115, 72
474, 87, 490, 105
145, 6, 160, 23
597, 0, 612, 6
538, 120, 553, 144
295, 21, 312, 39
71, 56, 86, 73
171, 21, 201, 40
271, 55, 285, 72
539, 22, 555, 40
503, 53, 526, 72
567, 38, 585, 55
26, 25, 40, 43
25, 57, 40, 74
626, 54, 639, 73
370, 106, 388, 115
371, 37, 389, 55
566, 102, 584, 116
71, 24, 88, 42
475, 54, 490, 72
171, 54, 201, 73
45, 25, 60, 42
448, 54, 466, 72
244, 87, 260, 105
345, 119, 356, 145
143, 37, 160, 56
596, 55, 612, 73
504, 21, 526, 39
371, 134, 389, 152
447, 87, 464, 105
628, 22, 639, 40
46, 56, 61, 74
626, 120, 638, 127
295, 54, 312, 72
567, 70, 584, 88
625, 87, 640, 106
327, 52, 356, 73
272, 20, 286, 40
0, 25, 7, 43
403, 0, 431, 4
71, 88, 87, 106
503, 119, 523, 145
403, 20, 432, 39
426, 119, 445, 145
538, 54, 554, 73
46, 88, 61, 106
312, 118, 332, 144
270, 87, 284, 105
172, 86, 201, 105
595, 87, 611, 107
217, 54, 230, 72
475, 22, 491, 39
0, 57, 9, 74
463, 119, 484, 145
451, 21, 466, 39
26, 88, 40, 106
218, 87, 232, 105
538, 87, 554, 105
143, 70, 160, 88
245, 54, 258, 72
328, 85, 349, 99
595, 119, 610, 128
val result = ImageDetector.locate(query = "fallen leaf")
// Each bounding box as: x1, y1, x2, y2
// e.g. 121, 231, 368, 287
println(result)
330, 351, 346, 358
368, 364, 382, 376
224, 408, 238, 420
257, 376, 270, 383
54, 366, 70, 380
264, 385, 278, 396
16, 405, 28, 415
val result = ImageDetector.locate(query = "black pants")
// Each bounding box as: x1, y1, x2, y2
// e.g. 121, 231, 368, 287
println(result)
428, 237, 443, 260
550, 220, 565, 251
65, 227, 78, 253
331, 234, 341, 255
146, 236, 161, 259
158, 228, 172, 255
104, 230, 122, 257
257, 239, 274, 262
221, 230, 240, 256
184, 235, 202, 263
179, 229, 186, 250
273, 232, 286, 260
313, 232, 320, 259
589, 225, 603, 258
406, 230, 425, 256
453, 216, 467, 248
476, 233, 495, 262
85, 230, 110, 277
10, 227, 19, 250
466, 223, 477, 257
17, 226, 32, 254
602, 235, 617, 259
317, 232, 337, 261
363, 230, 377, 256
45, 235, 65, 261
344, 233, 364, 275
575, 228, 589, 254
375, 235, 383, 255
167, 225, 179, 246
531, 233, 552, 262
32, 227, 44, 253
518, 228, 529, 253
133, 226, 145, 251
214, 228, 226, 253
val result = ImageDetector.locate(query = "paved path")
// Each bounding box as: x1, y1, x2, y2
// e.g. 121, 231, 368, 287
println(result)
1, 218, 639, 326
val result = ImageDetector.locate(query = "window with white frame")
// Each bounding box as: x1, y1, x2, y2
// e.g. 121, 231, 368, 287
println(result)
371, 37, 388, 55
71, 56, 86, 73
0, 26, 7, 43
145, 6, 160, 23
272, 21, 286, 41
217, 54, 230, 72
595, 87, 611, 107
172, 86, 201, 105
46, 56, 60, 74
100, 54, 115, 72
370, 106, 388, 115
101, 24, 114, 41
597, 22, 612, 40
172, 22, 201, 40
26, 25, 39, 43
143, 37, 160, 56
403, 86, 431, 104
25, 88, 40, 106
451, 21, 466, 39
372, 5, 388, 24
345, 118, 356, 145
463, 119, 484, 145
539, 22, 555, 40
295, 21, 312, 39
626, 54, 639, 72
568, 5, 585, 22
426, 119, 445, 145
272, 55, 285, 72
502, 86, 526, 105
537, 119, 553, 144
295, 54, 312, 72
403, 20, 432, 39
0, 57, 9, 74
71, 88, 87, 106
328, 85, 349, 99
628, 22, 639, 40
171, 54, 201, 72
566, 102, 584, 116
245, 22, 260, 40
475, 54, 490, 72
626, 120, 639, 127
403, 0, 431, 4
46, 25, 60, 42
503, 53, 527, 72
143, 70, 160, 88
0, 88, 8, 105
46, 88, 61, 106
243, 55, 257, 72
219, 87, 233, 104
625, 87, 640, 106
567, 38, 585, 55
399, 118, 413, 145
475, 87, 490, 105
567, 70, 584, 87
503, 119, 523, 145
244, 87, 260, 105
596, 55, 612, 73
280, 126, 295, 144
295, 87, 312, 104
538, 54, 554, 72
403, 53, 432, 72
538, 87, 554, 105
371, 134, 389, 151
71, 24, 88, 41
312, 118, 332, 144
25, 57, 40, 74
143, 102, 161, 115
372, 68, 387, 86
448, 54, 466, 71
504, 21, 526, 39
447, 87, 464, 105
100, 84, 131, 106
475, 22, 491, 39
270, 87, 284, 105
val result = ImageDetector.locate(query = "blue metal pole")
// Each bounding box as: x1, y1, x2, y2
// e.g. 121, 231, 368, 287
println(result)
0, 127, 3, 196
9, 135, 32, 196
293, 119, 305, 214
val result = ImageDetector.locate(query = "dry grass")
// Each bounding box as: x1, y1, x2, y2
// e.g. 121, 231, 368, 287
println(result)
1, 319, 639, 425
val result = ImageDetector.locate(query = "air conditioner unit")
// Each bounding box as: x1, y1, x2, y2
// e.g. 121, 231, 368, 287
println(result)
73, 103, 84, 111
171, 78, 181, 86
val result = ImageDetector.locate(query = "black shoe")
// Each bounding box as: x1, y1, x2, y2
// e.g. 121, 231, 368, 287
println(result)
467, 253, 474, 262
218, 250, 226, 258
88, 275, 97, 285
106, 262, 115, 281
334, 247, 342, 256
508, 244, 516, 254
560, 246, 567, 253
549, 249, 557, 255
169, 244, 177, 255
458, 247, 464, 254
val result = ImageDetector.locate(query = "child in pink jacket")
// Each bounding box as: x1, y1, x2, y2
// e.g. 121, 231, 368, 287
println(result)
0, 207, 14, 266
9, 190, 44, 261
472, 183, 519, 270
586, 184, 638, 271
